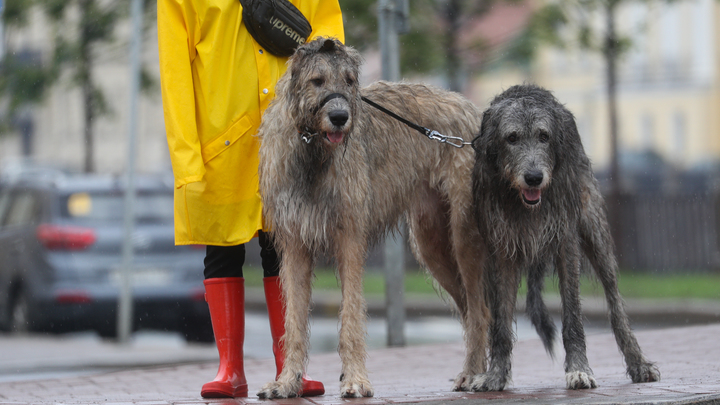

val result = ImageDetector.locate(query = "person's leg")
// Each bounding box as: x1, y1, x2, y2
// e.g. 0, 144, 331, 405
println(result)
204, 244, 245, 279
260, 231, 325, 397
201, 245, 248, 398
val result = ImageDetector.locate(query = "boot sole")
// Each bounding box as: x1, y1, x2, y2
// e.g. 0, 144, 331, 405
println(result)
201, 382, 248, 398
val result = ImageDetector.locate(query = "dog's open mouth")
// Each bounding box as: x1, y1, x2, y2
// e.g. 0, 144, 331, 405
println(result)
325, 131, 344, 144
521, 188, 541, 206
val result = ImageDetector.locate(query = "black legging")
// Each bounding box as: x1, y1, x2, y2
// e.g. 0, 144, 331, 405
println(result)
203, 231, 280, 279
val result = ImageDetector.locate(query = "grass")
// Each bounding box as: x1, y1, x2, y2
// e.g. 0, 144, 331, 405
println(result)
243, 265, 720, 301
243, 265, 437, 295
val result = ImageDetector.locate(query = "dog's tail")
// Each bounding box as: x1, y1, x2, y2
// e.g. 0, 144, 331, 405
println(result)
526, 262, 557, 358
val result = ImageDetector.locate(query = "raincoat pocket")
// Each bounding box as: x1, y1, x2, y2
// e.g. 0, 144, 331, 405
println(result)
201, 115, 254, 164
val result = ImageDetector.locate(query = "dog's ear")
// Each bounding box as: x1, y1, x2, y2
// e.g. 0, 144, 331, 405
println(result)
475, 107, 501, 176
554, 106, 584, 158
319, 38, 337, 53
473, 109, 492, 152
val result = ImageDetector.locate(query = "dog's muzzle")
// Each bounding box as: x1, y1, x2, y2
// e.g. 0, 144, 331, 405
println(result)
312, 93, 349, 116
300, 93, 350, 144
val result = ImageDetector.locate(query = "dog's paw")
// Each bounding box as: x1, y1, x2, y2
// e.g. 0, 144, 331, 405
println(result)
257, 380, 301, 399
340, 379, 374, 398
470, 372, 509, 392
452, 372, 473, 391
565, 371, 597, 389
628, 362, 660, 383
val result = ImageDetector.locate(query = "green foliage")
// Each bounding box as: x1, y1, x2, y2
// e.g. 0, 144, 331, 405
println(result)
340, 0, 378, 50
524, 0, 635, 57
340, 0, 506, 82
3, 0, 35, 28
43, 0, 121, 87
0, 54, 55, 115
40, 0, 68, 21
399, 1, 443, 75
0, 1, 54, 132
517, 271, 720, 300
245, 264, 720, 301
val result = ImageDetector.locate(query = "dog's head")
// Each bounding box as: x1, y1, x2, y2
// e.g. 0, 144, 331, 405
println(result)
473, 84, 581, 209
280, 38, 362, 149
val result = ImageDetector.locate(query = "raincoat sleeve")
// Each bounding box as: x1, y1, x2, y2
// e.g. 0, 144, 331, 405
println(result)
306, 0, 345, 43
158, 0, 205, 188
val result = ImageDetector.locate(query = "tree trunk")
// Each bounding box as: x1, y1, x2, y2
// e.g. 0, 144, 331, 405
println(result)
80, 0, 95, 173
82, 82, 95, 173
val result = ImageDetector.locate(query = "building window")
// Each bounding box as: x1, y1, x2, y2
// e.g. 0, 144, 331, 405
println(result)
640, 113, 654, 150
672, 111, 686, 164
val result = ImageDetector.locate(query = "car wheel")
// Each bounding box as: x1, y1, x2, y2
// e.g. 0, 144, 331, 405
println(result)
183, 316, 214, 343
10, 290, 30, 334
96, 323, 118, 340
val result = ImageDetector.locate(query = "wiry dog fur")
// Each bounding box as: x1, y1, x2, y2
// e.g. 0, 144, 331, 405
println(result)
471, 84, 661, 391
257, 38, 489, 398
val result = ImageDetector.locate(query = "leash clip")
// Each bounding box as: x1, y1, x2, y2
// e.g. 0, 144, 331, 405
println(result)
299, 130, 318, 144
425, 129, 470, 148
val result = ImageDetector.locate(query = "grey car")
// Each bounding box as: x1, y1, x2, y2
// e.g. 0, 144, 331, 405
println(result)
0, 172, 212, 342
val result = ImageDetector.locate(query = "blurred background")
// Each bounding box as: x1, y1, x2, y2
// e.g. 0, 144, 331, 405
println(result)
0, 0, 718, 383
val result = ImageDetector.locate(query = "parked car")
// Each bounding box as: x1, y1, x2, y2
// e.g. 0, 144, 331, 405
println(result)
0, 171, 212, 342
595, 150, 679, 194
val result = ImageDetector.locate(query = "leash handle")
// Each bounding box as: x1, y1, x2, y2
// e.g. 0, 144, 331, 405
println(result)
362, 96, 470, 148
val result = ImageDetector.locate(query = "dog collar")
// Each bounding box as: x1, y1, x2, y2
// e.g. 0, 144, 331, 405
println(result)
298, 128, 319, 144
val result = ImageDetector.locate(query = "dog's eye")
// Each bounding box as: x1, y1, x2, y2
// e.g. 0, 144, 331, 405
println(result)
310, 78, 325, 87
345, 76, 356, 86
539, 131, 549, 143
507, 133, 518, 144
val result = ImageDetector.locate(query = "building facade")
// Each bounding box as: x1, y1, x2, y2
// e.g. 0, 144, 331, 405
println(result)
0, 6, 168, 175
473, 0, 720, 175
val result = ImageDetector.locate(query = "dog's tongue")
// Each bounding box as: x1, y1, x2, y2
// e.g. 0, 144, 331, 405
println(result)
522, 188, 541, 203
327, 132, 344, 143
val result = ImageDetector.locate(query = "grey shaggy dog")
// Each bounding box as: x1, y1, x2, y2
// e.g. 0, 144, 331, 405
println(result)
257, 38, 489, 398
471, 84, 661, 391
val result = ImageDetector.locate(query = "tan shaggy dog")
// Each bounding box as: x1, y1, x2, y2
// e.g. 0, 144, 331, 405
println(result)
257, 38, 488, 398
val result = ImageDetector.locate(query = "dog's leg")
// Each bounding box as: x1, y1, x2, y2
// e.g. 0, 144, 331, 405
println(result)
580, 196, 660, 383
407, 195, 473, 391
526, 261, 557, 357
449, 209, 490, 391
439, 178, 491, 391
470, 260, 519, 392
336, 235, 374, 398
407, 205, 468, 318
557, 243, 597, 390
258, 241, 314, 399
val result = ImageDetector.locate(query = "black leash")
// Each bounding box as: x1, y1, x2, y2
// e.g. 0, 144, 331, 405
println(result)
361, 96, 471, 148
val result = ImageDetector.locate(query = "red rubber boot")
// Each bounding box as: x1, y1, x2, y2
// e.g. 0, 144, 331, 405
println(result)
264, 276, 325, 397
201, 277, 248, 398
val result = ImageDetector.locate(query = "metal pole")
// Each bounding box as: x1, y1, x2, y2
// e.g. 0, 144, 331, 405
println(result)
117, 0, 144, 345
0, 0, 5, 60
605, 0, 623, 261
379, 0, 406, 347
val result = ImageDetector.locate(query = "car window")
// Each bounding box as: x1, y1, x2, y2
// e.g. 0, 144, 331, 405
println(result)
61, 191, 174, 224
4, 191, 40, 227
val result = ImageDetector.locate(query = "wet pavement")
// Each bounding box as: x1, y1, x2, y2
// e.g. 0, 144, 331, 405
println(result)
1, 292, 719, 404
1, 323, 720, 404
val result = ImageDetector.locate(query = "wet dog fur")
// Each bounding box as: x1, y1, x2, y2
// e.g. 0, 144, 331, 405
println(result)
470, 84, 661, 391
257, 38, 490, 398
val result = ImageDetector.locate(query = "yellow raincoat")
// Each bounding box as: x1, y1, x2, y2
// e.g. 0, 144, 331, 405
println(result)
158, 0, 344, 245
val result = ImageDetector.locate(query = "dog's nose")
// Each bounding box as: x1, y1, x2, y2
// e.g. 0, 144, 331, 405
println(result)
524, 170, 543, 187
328, 110, 349, 127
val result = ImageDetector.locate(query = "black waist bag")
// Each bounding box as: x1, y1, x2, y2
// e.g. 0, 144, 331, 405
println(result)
240, 0, 312, 57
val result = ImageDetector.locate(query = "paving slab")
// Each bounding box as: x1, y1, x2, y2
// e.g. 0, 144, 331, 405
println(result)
1, 323, 719, 404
